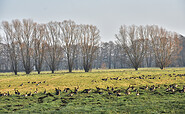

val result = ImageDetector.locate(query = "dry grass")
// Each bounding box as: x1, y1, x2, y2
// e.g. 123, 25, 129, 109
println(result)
0, 67, 185, 94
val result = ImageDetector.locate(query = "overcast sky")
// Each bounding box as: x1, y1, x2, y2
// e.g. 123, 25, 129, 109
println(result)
0, 0, 184, 41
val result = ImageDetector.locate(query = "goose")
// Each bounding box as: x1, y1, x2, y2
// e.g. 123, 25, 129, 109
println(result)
17, 90, 20, 95
150, 85, 155, 91
174, 84, 178, 88
63, 88, 70, 93
99, 91, 103, 95
171, 88, 175, 92
67, 92, 73, 97
3, 92, 7, 96
82, 89, 91, 93
96, 86, 100, 91
136, 90, 139, 96
27, 92, 32, 96
74, 87, 79, 94
20, 83, 23, 86
55, 88, 61, 95
23, 92, 28, 97
166, 87, 170, 92
181, 86, 185, 93
116, 90, 121, 96
125, 90, 131, 95
14, 88, 18, 94
34, 88, 38, 93
111, 87, 114, 91
44, 89, 46, 94
108, 91, 113, 95
7, 91, 10, 96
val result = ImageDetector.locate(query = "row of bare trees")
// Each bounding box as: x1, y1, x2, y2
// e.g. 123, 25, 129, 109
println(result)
0, 19, 183, 74
1, 19, 100, 74
116, 25, 182, 70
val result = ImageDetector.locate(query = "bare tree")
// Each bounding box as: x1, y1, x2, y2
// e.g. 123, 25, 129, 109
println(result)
45, 22, 63, 73
15, 19, 35, 74
2, 20, 20, 75
150, 25, 181, 69
32, 23, 46, 74
177, 35, 185, 67
108, 41, 114, 69
79, 24, 100, 72
115, 25, 149, 70
59, 20, 78, 72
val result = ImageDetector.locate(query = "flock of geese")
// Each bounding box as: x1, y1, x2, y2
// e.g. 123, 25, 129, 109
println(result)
0, 83, 185, 97
0, 73, 185, 97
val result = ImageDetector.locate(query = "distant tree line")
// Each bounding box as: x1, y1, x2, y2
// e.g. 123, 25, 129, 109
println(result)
0, 19, 184, 74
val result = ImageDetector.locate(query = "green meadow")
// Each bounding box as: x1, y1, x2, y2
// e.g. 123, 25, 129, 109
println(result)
0, 68, 185, 113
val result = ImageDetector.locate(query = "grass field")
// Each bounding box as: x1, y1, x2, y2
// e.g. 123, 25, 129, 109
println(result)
0, 68, 185, 113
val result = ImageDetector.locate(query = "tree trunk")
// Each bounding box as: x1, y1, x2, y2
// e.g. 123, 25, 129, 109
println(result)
69, 66, 72, 73
135, 67, 138, 71
38, 71, 40, 74
14, 70, 17, 75
26, 70, 30, 74
84, 67, 89, 72
160, 66, 164, 70
52, 70, 54, 73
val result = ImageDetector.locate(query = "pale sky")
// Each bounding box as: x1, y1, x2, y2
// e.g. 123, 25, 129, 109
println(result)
0, 0, 185, 41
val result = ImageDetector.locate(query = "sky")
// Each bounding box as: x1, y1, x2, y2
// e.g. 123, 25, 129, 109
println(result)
0, 0, 185, 42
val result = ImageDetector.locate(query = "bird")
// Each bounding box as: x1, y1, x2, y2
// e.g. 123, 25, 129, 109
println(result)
34, 88, 38, 93
136, 90, 139, 96
8, 85, 11, 87
7, 91, 10, 96
82, 89, 91, 93
111, 87, 114, 91
67, 92, 73, 97
171, 88, 175, 93
74, 87, 79, 94
180, 86, 185, 93
23, 92, 28, 97
27, 92, 32, 96
44, 89, 46, 94
0, 92, 2, 96
99, 91, 103, 95
96, 86, 100, 91
102, 78, 108, 81
32, 82, 36, 84
116, 90, 121, 96
145, 85, 148, 90
3, 92, 7, 96
14, 88, 18, 95
166, 87, 170, 92
125, 90, 131, 95
150, 85, 156, 91
20, 83, 23, 86
63, 88, 70, 93
17, 90, 20, 95
55, 88, 61, 95
174, 84, 178, 88
108, 91, 113, 95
